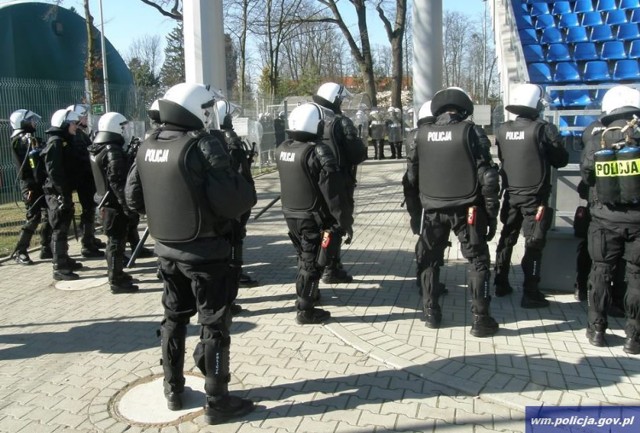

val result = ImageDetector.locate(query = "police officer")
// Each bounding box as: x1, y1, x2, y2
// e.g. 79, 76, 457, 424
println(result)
88, 112, 139, 294
493, 84, 569, 308
312, 82, 367, 283
9, 109, 52, 264
42, 109, 84, 280
403, 87, 501, 337
274, 111, 286, 146
216, 99, 259, 295
125, 83, 256, 422
580, 85, 640, 352
67, 104, 105, 257
369, 110, 386, 160
275, 102, 354, 324
386, 107, 404, 159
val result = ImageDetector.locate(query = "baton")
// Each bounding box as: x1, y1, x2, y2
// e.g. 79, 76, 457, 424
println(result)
419, 208, 425, 235
127, 226, 150, 268
97, 191, 111, 209
253, 195, 280, 220
400, 198, 406, 208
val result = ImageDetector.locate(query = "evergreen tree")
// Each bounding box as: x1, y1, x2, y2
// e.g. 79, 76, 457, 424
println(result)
160, 22, 185, 89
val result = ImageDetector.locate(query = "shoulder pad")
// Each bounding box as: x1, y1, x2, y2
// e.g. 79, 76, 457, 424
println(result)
314, 142, 338, 166
198, 134, 230, 170
341, 116, 359, 136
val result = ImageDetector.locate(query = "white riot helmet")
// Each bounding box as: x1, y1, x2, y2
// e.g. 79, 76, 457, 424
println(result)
431, 87, 474, 119
159, 82, 220, 130
94, 112, 130, 144
10, 109, 41, 131
506, 83, 546, 118
147, 99, 160, 124
51, 109, 81, 129
418, 101, 434, 124
66, 104, 89, 117
313, 82, 352, 111
600, 85, 640, 125
286, 102, 327, 141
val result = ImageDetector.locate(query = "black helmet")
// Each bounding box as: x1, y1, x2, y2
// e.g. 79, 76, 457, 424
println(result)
430, 87, 474, 119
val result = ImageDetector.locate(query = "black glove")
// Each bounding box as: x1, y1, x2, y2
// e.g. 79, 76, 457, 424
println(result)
344, 227, 353, 245
410, 215, 421, 235
487, 218, 497, 242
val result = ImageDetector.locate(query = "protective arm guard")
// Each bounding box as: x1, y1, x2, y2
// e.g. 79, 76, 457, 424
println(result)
125, 162, 146, 215
340, 117, 368, 166
543, 123, 569, 169
316, 143, 354, 232
479, 165, 500, 218
580, 134, 597, 188
402, 171, 422, 234
106, 146, 130, 210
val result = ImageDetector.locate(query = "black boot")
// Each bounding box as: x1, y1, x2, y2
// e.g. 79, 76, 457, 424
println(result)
81, 221, 104, 258
574, 280, 588, 301
13, 251, 34, 265
470, 315, 499, 338
521, 284, 550, 309
13, 228, 35, 265
40, 246, 53, 260
161, 320, 186, 410
494, 273, 514, 297
469, 270, 499, 337
238, 272, 259, 288
108, 240, 138, 294
196, 337, 255, 425
52, 239, 79, 280
624, 325, 640, 354
586, 323, 606, 347
421, 268, 442, 328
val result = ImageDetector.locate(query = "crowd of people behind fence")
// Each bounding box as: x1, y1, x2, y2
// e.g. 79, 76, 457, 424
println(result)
6, 80, 640, 425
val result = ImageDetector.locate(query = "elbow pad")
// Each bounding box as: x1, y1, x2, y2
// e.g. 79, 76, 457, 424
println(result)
480, 166, 500, 218
315, 143, 339, 173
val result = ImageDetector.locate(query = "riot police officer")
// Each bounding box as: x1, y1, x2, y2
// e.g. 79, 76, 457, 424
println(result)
125, 83, 256, 422
88, 112, 139, 294
274, 111, 286, 146
67, 104, 105, 257
42, 109, 84, 280
386, 107, 404, 159
9, 109, 52, 264
369, 110, 386, 160
403, 87, 501, 337
312, 82, 367, 283
216, 99, 259, 297
493, 84, 569, 308
580, 85, 640, 352
275, 102, 354, 324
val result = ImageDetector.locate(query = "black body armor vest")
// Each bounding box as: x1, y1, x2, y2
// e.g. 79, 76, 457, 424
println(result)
498, 120, 545, 192
276, 141, 320, 216
136, 132, 217, 242
416, 121, 478, 209
89, 145, 109, 198
321, 116, 340, 166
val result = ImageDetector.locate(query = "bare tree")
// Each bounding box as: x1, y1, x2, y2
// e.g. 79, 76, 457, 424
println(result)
442, 11, 468, 89
126, 35, 163, 76
317, 0, 377, 106
374, 0, 407, 110
137, 0, 182, 20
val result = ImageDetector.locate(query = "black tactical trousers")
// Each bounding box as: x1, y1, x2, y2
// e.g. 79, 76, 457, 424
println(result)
75, 172, 98, 248
45, 193, 73, 268
101, 206, 128, 283
587, 218, 640, 335
157, 257, 233, 396
495, 194, 552, 291
15, 188, 51, 253
418, 208, 492, 315
285, 217, 323, 311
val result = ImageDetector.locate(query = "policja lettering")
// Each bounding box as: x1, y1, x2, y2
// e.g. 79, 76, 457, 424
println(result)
427, 131, 452, 141
595, 158, 640, 177
505, 131, 525, 140
144, 148, 169, 163
279, 151, 295, 162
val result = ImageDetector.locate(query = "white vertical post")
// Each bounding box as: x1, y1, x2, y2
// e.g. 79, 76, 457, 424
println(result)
183, 0, 227, 96
99, 0, 110, 112
412, 0, 443, 120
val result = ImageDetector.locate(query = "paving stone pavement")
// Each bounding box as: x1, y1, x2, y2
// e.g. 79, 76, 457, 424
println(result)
0, 159, 638, 433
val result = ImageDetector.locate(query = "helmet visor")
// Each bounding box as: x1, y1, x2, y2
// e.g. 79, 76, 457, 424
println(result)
203, 99, 220, 131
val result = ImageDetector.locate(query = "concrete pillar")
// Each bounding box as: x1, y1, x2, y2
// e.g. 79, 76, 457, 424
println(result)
412, 0, 443, 120
183, 0, 227, 96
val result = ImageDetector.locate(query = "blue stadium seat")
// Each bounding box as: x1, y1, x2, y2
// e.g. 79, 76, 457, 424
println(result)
620, 0, 640, 10
547, 43, 572, 61
575, 114, 599, 136
566, 26, 590, 43
524, 44, 546, 62
573, 42, 600, 61
559, 12, 581, 28
519, 28, 539, 45
590, 24, 615, 42
631, 9, 640, 23
531, 2, 551, 16
552, 2, 572, 16
630, 39, 640, 58
541, 27, 564, 44
561, 89, 593, 107
574, 0, 594, 13
535, 14, 557, 29
528, 62, 554, 83
596, 0, 617, 12
554, 61, 582, 82
558, 116, 572, 137
593, 88, 608, 103
582, 11, 604, 27
583, 60, 612, 81
517, 14, 535, 29
601, 40, 628, 60
606, 10, 628, 26
613, 59, 640, 80
548, 89, 562, 105
617, 23, 640, 40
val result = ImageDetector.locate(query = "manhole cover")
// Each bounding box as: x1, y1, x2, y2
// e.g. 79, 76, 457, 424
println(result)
55, 277, 109, 291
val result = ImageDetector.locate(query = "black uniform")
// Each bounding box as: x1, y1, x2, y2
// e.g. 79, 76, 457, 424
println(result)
122, 138, 153, 259
70, 127, 104, 256
10, 128, 52, 263
580, 110, 640, 352
313, 96, 367, 283
125, 125, 255, 412
404, 111, 500, 336
493, 116, 568, 307
88, 133, 138, 293
41, 125, 83, 279
273, 115, 286, 147
276, 135, 353, 323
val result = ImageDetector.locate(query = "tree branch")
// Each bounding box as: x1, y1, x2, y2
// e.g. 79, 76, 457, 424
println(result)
138, 0, 182, 20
